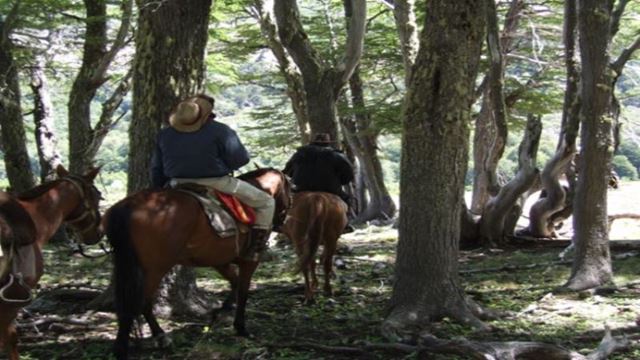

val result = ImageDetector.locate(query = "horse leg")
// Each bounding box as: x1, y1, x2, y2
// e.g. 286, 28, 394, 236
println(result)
143, 271, 170, 348
310, 258, 318, 292
322, 237, 338, 297
233, 260, 258, 337
211, 264, 238, 323
1, 321, 19, 360
302, 263, 314, 304
142, 302, 170, 349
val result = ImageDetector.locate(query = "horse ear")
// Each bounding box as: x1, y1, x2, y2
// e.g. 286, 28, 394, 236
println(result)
55, 164, 70, 178
84, 165, 102, 181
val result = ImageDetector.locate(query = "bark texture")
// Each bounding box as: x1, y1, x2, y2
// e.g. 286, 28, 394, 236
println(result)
470, 0, 525, 214
128, 0, 211, 193
479, 114, 541, 246
384, 0, 487, 335
565, 0, 615, 291
274, 0, 366, 141
30, 55, 61, 181
391, 0, 419, 84
0, 6, 35, 192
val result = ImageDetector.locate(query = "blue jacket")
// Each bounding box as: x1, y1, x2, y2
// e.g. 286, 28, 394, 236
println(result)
283, 144, 354, 196
151, 118, 250, 188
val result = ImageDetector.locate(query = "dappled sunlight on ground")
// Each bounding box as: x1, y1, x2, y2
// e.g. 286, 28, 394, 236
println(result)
4, 224, 639, 359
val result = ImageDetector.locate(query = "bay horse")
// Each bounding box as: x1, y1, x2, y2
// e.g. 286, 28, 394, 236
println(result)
0, 165, 103, 360
104, 168, 292, 360
282, 192, 348, 304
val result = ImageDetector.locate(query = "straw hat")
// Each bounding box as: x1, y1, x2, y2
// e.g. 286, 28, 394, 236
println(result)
169, 97, 213, 132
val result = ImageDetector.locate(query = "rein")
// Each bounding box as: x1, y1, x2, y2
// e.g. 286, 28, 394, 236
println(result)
61, 176, 100, 236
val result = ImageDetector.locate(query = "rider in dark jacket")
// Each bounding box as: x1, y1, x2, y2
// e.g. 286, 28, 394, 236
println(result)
283, 133, 354, 212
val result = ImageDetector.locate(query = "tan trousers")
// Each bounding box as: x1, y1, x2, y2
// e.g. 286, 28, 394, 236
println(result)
171, 176, 275, 230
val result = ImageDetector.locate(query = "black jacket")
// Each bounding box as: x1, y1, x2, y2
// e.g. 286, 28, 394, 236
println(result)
283, 144, 354, 196
151, 118, 250, 188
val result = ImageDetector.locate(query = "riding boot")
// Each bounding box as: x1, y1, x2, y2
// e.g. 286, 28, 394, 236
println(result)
244, 228, 271, 261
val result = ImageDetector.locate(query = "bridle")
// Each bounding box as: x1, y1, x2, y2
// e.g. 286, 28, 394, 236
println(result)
60, 175, 102, 237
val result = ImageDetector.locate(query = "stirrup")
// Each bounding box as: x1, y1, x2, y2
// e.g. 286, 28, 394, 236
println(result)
0, 273, 34, 304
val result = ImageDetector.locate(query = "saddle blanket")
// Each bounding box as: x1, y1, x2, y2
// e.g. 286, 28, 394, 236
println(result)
175, 187, 250, 238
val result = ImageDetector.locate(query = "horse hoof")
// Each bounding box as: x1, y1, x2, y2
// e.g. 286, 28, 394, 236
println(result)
155, 334, 172, 349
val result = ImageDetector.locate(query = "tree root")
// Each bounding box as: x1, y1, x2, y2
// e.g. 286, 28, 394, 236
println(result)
286, 325, 630, 360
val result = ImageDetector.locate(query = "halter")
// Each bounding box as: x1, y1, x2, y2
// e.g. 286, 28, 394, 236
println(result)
273, 171, 294, 226
60, 175, 101, 236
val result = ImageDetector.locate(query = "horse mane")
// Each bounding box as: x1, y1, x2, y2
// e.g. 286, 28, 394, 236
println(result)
16, 180, 62, 200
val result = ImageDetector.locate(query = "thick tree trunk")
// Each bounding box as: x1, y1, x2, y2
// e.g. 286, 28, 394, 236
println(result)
126, 0, 212, 316
565, 0, 615, 291
0, 15, 35, 192
30, 55, 61, 182
384, 1, 487, 337
128, 0, 211, 193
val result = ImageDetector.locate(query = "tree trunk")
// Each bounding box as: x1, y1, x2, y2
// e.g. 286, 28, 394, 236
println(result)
0, 13, 35, 192
274, 0, 366, 141
30, 55, 61, 182
384, 1, 487, 337
127, 0, 212, 317
128, 0, 211, 193
564, 0, 615, 291
343, 68, 396, 223
479, 114, 541, 246
391, 0, 419, 84
470, 0, 525, 214
68, 0, 132, 174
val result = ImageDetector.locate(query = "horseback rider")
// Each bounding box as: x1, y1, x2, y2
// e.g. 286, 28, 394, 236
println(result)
151, 94, 274, 257
283, 133, 355, 232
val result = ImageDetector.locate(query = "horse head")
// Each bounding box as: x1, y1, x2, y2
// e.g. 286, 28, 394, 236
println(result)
55, 165, 103, 245
238, 167, 293, 230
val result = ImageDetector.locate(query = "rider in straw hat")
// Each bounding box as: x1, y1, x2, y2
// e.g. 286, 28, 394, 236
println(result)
151, 94, 275, 257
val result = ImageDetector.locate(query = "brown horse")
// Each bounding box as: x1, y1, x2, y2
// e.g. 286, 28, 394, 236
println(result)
0, 166, 102, 360
282, 192, 348, 304
104, 168, 292, 360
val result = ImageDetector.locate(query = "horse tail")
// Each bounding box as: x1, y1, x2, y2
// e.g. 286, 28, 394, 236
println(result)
296, 197, 324, 274
106, 204, 145, 326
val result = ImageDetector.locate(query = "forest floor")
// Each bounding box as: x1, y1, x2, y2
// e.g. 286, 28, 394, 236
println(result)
5, 184, 640, 360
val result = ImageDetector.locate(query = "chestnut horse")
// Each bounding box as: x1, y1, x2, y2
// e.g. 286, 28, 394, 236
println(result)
0, 166, 103, 360
282, 192, 348, 303
104, 168, 292, 360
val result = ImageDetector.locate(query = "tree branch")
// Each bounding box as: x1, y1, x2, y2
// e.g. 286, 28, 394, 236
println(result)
611, 34, 640, 75
337, 0, 367, 85
609, 0, 630, 40
90, 0, 133, 84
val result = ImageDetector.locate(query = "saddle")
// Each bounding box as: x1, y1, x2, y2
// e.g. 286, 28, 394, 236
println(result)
172, 183, 255, 238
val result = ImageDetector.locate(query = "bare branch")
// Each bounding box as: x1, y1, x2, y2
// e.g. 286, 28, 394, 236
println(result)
337, 0, 367, 85
611, 34, 640, 75
91, 0, 134, 84
609, 0, 630, 40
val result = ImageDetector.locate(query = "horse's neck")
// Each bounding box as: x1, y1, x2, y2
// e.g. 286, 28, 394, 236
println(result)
18, 183, 78, 246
